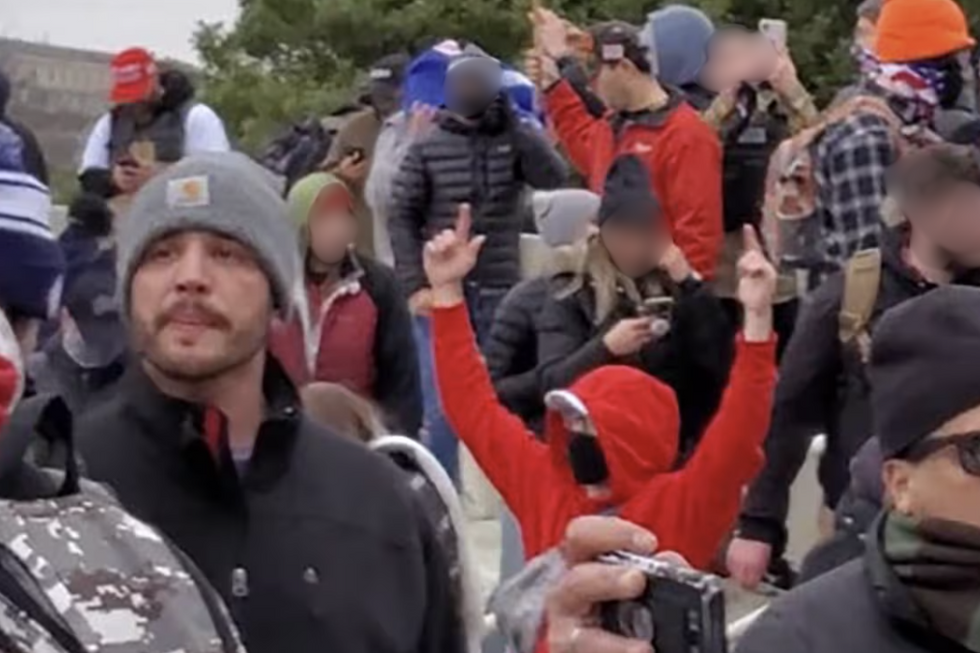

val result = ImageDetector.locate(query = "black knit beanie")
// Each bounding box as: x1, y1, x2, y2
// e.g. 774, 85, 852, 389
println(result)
598, 155, 661, 228
870, 285, 980, 459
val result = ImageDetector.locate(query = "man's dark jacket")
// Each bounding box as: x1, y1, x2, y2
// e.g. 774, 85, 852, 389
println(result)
536, 275, 732, 456
74, 359, 463, 653
389, 99, 566, 296
737, 515, 970, 653
739, 227, 980, 556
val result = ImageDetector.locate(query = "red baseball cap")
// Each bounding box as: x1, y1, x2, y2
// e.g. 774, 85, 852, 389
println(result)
109, 48, 158, 105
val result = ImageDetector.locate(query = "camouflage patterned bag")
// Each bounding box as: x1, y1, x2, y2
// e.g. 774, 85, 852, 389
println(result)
0, 396, 245, 653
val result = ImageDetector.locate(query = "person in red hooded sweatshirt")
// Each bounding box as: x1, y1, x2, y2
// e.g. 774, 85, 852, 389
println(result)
426, 204, 777, 570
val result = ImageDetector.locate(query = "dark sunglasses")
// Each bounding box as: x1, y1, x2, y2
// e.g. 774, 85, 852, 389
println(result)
902, 431, 980, 476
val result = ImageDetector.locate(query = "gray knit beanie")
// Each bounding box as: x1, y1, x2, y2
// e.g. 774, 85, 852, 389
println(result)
532, 190, 600, 248
118, 152, 300, 317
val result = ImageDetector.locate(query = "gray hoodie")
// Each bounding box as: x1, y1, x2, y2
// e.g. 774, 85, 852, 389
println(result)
364, 111, 415, 266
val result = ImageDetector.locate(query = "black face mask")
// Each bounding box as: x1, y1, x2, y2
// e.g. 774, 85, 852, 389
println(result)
567, 432, 610, 485
445, 91, 497, 119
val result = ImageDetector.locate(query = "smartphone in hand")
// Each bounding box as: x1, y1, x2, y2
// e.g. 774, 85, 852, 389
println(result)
759, 18, 788, 49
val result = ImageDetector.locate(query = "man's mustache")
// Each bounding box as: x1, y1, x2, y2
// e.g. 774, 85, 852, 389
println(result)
154, 301, 230, 331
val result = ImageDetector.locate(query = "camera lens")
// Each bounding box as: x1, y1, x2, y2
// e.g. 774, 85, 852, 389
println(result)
614, 602, 656, 642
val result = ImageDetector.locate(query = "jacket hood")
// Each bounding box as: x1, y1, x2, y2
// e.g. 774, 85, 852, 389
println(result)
544, 364, 680, 504
158, 69, 195, 112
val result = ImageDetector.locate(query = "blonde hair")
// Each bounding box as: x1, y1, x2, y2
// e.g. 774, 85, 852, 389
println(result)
300, 382, 386, 443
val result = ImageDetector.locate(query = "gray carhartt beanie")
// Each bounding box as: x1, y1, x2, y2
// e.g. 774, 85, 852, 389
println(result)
118, 152, 300, 316
532, 190, 600, 248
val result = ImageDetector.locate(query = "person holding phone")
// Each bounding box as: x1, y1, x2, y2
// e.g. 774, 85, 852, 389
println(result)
78, 48, 231, 202
536, 155, 732, 457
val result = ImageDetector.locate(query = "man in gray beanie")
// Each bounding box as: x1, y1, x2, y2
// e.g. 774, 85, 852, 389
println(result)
75, 151, 466, 653
739, 284, 980, 653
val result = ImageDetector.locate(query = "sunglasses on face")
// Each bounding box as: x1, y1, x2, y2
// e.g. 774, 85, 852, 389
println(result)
903, 430, 980, 476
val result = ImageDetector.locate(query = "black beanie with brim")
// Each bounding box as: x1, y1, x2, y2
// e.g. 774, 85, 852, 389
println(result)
598, 155, 661, 228
870, 285, 980, 459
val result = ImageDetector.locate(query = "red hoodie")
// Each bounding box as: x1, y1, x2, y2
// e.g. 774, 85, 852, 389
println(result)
433, 302, 775, 569
545, 80, 723, 280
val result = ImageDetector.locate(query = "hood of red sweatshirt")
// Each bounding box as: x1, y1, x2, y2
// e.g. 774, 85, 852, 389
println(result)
545, 364, 680, 505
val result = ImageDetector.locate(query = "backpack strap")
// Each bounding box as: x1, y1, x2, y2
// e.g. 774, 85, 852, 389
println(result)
838, 248, 882, 364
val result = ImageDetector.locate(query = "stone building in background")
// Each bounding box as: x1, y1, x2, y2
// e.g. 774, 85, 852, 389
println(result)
0, 38, 112, 172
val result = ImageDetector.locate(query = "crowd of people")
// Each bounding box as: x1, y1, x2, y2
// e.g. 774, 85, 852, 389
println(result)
1, 0, 980, 651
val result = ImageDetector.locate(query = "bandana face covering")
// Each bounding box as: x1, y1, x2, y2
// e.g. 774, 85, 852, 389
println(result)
883, 511, 980, 652
868, 61, 946, 125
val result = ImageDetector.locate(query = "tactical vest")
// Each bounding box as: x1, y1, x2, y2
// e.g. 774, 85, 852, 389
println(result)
108, 101, 192, 165
721, 89, 790, 233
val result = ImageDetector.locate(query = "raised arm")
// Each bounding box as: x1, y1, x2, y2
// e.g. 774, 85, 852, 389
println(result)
426, 205, 550, 520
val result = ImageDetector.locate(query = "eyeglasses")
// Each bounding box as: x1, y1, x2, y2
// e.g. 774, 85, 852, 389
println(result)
902, 430, 980, 476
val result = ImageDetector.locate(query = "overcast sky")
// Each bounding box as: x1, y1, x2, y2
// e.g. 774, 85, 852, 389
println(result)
0, 0, 240, 63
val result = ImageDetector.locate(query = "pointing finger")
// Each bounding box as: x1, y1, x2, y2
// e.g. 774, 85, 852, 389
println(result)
456, 204, 472, 241
742, 224, 763, 255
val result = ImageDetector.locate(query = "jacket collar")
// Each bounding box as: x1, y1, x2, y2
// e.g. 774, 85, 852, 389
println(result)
120, 354, 302, 492
609, 85, 686, 134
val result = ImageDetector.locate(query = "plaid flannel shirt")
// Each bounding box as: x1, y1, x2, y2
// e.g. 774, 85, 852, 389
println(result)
812, 112, 898, 272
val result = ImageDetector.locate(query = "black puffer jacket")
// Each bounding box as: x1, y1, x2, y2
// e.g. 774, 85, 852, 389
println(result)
389, 100, 566, 296
485, 277, 552, 432
738, 226, 980, 557
536, 272, 732, 457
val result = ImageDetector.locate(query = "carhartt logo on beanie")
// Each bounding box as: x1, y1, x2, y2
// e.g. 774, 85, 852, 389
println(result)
875, 0, 975, 63
117, 152, 301, 317
870, 285, 980, 458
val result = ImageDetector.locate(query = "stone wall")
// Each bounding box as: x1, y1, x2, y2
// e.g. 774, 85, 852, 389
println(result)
0, 38, 112, 171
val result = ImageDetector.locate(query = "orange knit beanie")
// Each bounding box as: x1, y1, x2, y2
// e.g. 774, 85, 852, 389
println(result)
876, 0, 975, 63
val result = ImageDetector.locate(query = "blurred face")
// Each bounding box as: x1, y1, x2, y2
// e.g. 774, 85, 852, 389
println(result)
855, 16, 877, 52
910, 181, 980, 267
702, 30, 777, 92
308, 194, 356, 266
593, 61, 636, 111
129, 231, 272, 383
884, 403, 980, 530
600, 220, 668, 278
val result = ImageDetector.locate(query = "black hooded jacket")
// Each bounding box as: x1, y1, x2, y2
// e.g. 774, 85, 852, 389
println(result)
0, 70, 49, 183
738, 226, 980, 556
389, 98, 567, 296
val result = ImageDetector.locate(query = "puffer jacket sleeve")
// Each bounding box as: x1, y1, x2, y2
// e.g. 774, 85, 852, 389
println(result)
536, 291, 615, 392
389, 142, 432, 297
485, 280, 544, 418
513, 124, 567, 190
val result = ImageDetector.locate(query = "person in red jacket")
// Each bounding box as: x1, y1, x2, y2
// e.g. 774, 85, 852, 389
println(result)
426, 204, 777, 570
532, 9, 724, 279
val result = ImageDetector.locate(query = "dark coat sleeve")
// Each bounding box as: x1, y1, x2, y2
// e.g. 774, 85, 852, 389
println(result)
412, 495, 467, 653
389, 142, 432, 297
735, 600, 814, 653
536, 290, 615, 392
366, 260, 424, 437
738, 275, 845, 554
641, 278, 734, 454
485, 280, 544, 417
513, 124, 567, 190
